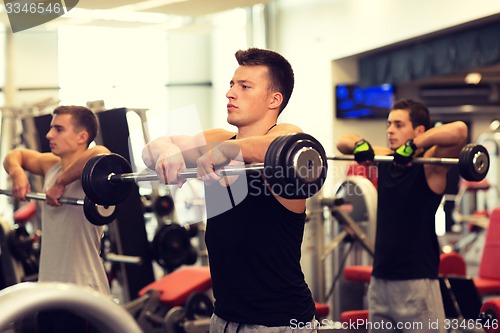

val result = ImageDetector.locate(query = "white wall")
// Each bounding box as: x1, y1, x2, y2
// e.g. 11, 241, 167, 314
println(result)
210, 10, 250, 131
7, 30, 59, 106
166, 30, 213, 130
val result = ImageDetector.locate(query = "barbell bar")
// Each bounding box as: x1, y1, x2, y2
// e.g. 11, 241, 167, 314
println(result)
115, 164, 267, 183
0, 189, 118, 226
329, 155, 459, 165
81, 134, 490, 207
82, 133, 328, 206
0, 189, 84, 205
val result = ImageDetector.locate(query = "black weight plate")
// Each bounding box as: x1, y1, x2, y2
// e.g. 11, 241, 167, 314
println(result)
153, 195, 175, 217
163, 306, 185, 333
264, 134, 295, 198
151, 223, 191, 271
184, 246, 198, 266
83, 196, 118, 226
266, 133, 327, 199
273, 134, 300, 197
184, 292, 214, 319
82, 154, 134, 206
81, 155, 103, 204
283, 133, 327, 198
458, 144, 476, 181
263, 134, 282, 190
458, 144, 490, 181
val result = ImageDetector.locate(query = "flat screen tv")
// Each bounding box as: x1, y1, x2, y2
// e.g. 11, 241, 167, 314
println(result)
335, 84, 395, 119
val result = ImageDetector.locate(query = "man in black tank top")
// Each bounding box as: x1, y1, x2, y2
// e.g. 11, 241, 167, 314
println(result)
336, 99, 468, 333
143, 48, 317, 332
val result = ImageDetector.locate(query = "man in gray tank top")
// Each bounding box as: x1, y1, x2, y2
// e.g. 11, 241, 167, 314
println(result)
4, 105, 111, 333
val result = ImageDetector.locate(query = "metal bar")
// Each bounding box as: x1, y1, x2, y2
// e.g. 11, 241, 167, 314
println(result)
320, 229, 349, 262
111, 163, 266, 183
105, 253, 142, 265
330, 207, 375, 257
327, 155, 459, 165
0, 189, 84, 206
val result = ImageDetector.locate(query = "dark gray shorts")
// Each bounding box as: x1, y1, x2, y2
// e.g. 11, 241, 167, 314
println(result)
209, 314, 318, 333
368, 277, 446, 333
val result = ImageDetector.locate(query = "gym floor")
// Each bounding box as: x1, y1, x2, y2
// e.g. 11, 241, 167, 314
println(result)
0, 232, 489, 333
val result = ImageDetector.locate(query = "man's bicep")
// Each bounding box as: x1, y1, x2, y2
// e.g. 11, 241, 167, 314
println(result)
425, 144, 463, 159
22, 151, 57, 175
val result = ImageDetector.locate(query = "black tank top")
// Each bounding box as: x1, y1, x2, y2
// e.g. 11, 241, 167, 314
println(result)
204, 172, 316, 326
372, 155, 443, 280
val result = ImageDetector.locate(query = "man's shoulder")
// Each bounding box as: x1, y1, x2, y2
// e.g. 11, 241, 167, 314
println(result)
203, 129, 236, 142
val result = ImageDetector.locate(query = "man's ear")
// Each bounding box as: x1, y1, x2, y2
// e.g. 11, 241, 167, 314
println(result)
414, 125, 426, 136
269, 92, 283, 110
78, 130, 89, 145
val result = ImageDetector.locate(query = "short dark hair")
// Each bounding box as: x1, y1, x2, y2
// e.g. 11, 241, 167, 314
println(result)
391, 99, 431, 130
234, 48, 294, 114
53, 106, 98, 146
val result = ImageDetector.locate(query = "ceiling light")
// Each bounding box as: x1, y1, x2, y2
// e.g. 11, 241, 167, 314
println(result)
464, 72, 482, 85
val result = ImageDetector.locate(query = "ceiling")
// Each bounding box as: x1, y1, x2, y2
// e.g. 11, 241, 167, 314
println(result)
0, 0, 270, 30
75, 0, 267, 16
1, 1, 499, 88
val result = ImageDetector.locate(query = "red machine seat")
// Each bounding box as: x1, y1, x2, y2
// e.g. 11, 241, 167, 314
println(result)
314, 302, 329, 318
139, 266, 212, 307
439, 252, 467, 277
460, 179, 490, 191
13, 201, 37, 224
474, 208, 500, 295
340, 309, 369, 324
346, 163, 378, 188
343, 265, 372, 283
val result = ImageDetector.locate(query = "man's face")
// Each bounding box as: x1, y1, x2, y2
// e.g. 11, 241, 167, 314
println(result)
386, 109, 419, 150
46, 114, 85, 157
225, 65, 273, 127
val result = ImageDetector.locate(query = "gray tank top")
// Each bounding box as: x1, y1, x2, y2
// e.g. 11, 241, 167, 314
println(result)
40, 162, 110, 295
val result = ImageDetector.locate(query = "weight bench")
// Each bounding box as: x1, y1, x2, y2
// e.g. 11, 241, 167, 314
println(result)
125, 266, 213, 333
13, 201, 37, 224
126, 266, 330, 333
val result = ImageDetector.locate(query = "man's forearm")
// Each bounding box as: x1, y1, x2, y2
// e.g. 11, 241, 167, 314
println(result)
336, 134, 364, 154
3, 150, 23, 176
413, 121, 468, 149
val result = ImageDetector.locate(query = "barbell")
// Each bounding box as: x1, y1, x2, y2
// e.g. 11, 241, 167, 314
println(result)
0, 189, 118, 226
328, 143, 490, 182
81, 133, 327, 206
81, 133, 490, 206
